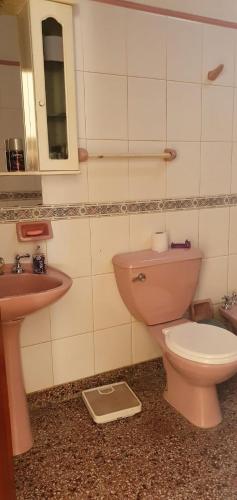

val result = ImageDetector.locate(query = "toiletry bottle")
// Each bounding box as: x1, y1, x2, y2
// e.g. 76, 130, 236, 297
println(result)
32, 246, 47, 274
8, 138, 25, 171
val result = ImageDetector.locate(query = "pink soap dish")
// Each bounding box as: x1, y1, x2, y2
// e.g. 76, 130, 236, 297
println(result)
16, 221, 53, 242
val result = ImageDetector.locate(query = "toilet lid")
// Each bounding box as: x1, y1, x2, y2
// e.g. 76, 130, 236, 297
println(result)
163, 322, 237, 364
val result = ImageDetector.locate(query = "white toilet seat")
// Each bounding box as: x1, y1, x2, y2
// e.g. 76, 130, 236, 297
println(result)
163, 322, 237, 364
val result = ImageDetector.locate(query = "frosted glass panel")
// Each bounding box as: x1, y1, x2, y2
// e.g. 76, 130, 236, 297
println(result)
42, 18, 68, 159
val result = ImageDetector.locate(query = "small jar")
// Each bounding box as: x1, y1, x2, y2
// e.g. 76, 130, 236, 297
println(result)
8, 138, 25, 171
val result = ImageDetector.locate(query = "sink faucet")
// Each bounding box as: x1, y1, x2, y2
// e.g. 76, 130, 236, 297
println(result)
222, 295, 233, 310
12, 254, 30, 274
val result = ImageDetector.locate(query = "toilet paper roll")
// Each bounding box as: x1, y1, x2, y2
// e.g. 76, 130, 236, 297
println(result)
151, 232, 169, 253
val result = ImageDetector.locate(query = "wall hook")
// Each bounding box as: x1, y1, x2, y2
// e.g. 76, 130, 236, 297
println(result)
208, 64, 224, 81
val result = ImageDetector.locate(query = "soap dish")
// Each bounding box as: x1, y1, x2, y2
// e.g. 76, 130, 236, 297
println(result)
16, 221, 53, 242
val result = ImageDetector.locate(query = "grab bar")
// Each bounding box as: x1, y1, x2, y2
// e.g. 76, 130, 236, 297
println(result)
78, 148, 177, 163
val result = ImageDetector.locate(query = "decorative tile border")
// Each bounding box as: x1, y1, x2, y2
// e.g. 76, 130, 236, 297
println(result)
0, 191, 42, 202
0, 194, 235, 223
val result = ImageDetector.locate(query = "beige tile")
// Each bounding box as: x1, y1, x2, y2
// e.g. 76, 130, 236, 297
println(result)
93, 274, 131, 331
20, 308, 51, 347
132, 322, 161, 364
50, 277, 93, 340
41, 167, 88, 204
233, 89, 237, 141
94, 324, 132, 374
52, 333, 94, 385
91, 216, 129, 275
199, 207, 229, 258
128, 141, 166, 200
0, 66, 22, 109
76, 71, 86, 139
167, 18, 202, 83
0, 174, 41, 192
127, 10, 166, 78
202, 85, 234, 141
200, 142, 232, 195
167, 82, 201, 141
84, 73, 127, 140
128, 77, 166, 141
231, 142, 237, 193
87, 140, 129, 202
81, 1, 126, 74
203, 25, 235, 86
0, 16, 19, 60
73, 2, 84, 71
195, 256, 228, 304
166, 142, 200, 198
130, 213, 165, 251
229, 207, 237, 254
165, 210, 199, 247
46, 219, 91, 278
0, 108, 24, 146
228, 255, 237, 293
21, 343, 53, 394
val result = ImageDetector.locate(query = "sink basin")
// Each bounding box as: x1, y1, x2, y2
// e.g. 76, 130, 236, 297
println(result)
0, 264, 72, 321
0, 264, 72, 456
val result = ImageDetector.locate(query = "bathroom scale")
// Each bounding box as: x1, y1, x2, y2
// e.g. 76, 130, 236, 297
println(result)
82, 381, 142, 424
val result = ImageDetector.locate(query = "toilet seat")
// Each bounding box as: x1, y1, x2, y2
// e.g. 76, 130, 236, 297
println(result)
163, 322, 237, 364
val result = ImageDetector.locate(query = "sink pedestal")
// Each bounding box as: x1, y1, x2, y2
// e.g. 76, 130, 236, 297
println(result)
2, 319, 33, 456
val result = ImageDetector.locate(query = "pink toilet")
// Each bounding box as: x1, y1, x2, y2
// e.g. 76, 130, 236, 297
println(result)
113, 248, 237, 428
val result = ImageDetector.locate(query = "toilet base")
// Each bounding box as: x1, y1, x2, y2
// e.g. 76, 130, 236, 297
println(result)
149, 322, 237, 429
163, 354, 222, 428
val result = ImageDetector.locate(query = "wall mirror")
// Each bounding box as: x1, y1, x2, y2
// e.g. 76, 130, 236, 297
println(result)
0, 13, 42, 207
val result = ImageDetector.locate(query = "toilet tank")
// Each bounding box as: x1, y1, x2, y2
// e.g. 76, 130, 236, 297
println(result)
112, 248, 202, 326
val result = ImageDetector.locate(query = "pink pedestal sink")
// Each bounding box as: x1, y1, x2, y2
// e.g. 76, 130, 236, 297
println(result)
0, 264, 72, 456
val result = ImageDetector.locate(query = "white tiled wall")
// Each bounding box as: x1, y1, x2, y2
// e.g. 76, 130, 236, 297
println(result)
3, 1, 237, 392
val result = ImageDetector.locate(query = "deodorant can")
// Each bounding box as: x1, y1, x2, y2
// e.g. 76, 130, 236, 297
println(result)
8, 138, 25, 171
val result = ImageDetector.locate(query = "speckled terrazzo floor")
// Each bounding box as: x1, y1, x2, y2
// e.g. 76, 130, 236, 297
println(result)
14, 360, 237, 500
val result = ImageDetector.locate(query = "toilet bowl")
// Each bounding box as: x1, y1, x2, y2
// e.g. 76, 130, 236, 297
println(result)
150, 320, 237, 428
112, 248, 237, 428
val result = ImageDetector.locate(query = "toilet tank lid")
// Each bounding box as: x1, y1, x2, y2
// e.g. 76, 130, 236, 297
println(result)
112, 248, 203, 269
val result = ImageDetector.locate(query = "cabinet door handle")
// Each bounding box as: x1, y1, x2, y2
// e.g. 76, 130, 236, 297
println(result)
38, 100, 45, 107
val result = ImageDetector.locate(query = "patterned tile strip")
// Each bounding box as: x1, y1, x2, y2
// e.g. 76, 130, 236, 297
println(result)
0, 194, 235, 223
0, 191, 42, 202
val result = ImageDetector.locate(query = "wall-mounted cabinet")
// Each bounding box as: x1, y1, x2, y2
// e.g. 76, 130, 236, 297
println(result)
15, 0, 79, 175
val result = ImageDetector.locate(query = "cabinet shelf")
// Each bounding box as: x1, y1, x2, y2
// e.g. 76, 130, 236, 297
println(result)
47, 113, 66, 119
0, 170, 80, 176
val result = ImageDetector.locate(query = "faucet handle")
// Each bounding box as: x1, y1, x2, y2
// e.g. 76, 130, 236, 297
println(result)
222, 295, 232, 310
231, 291, 237, 305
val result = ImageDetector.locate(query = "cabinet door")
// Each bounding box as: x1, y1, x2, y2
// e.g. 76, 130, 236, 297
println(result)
29, 0, 79, 171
